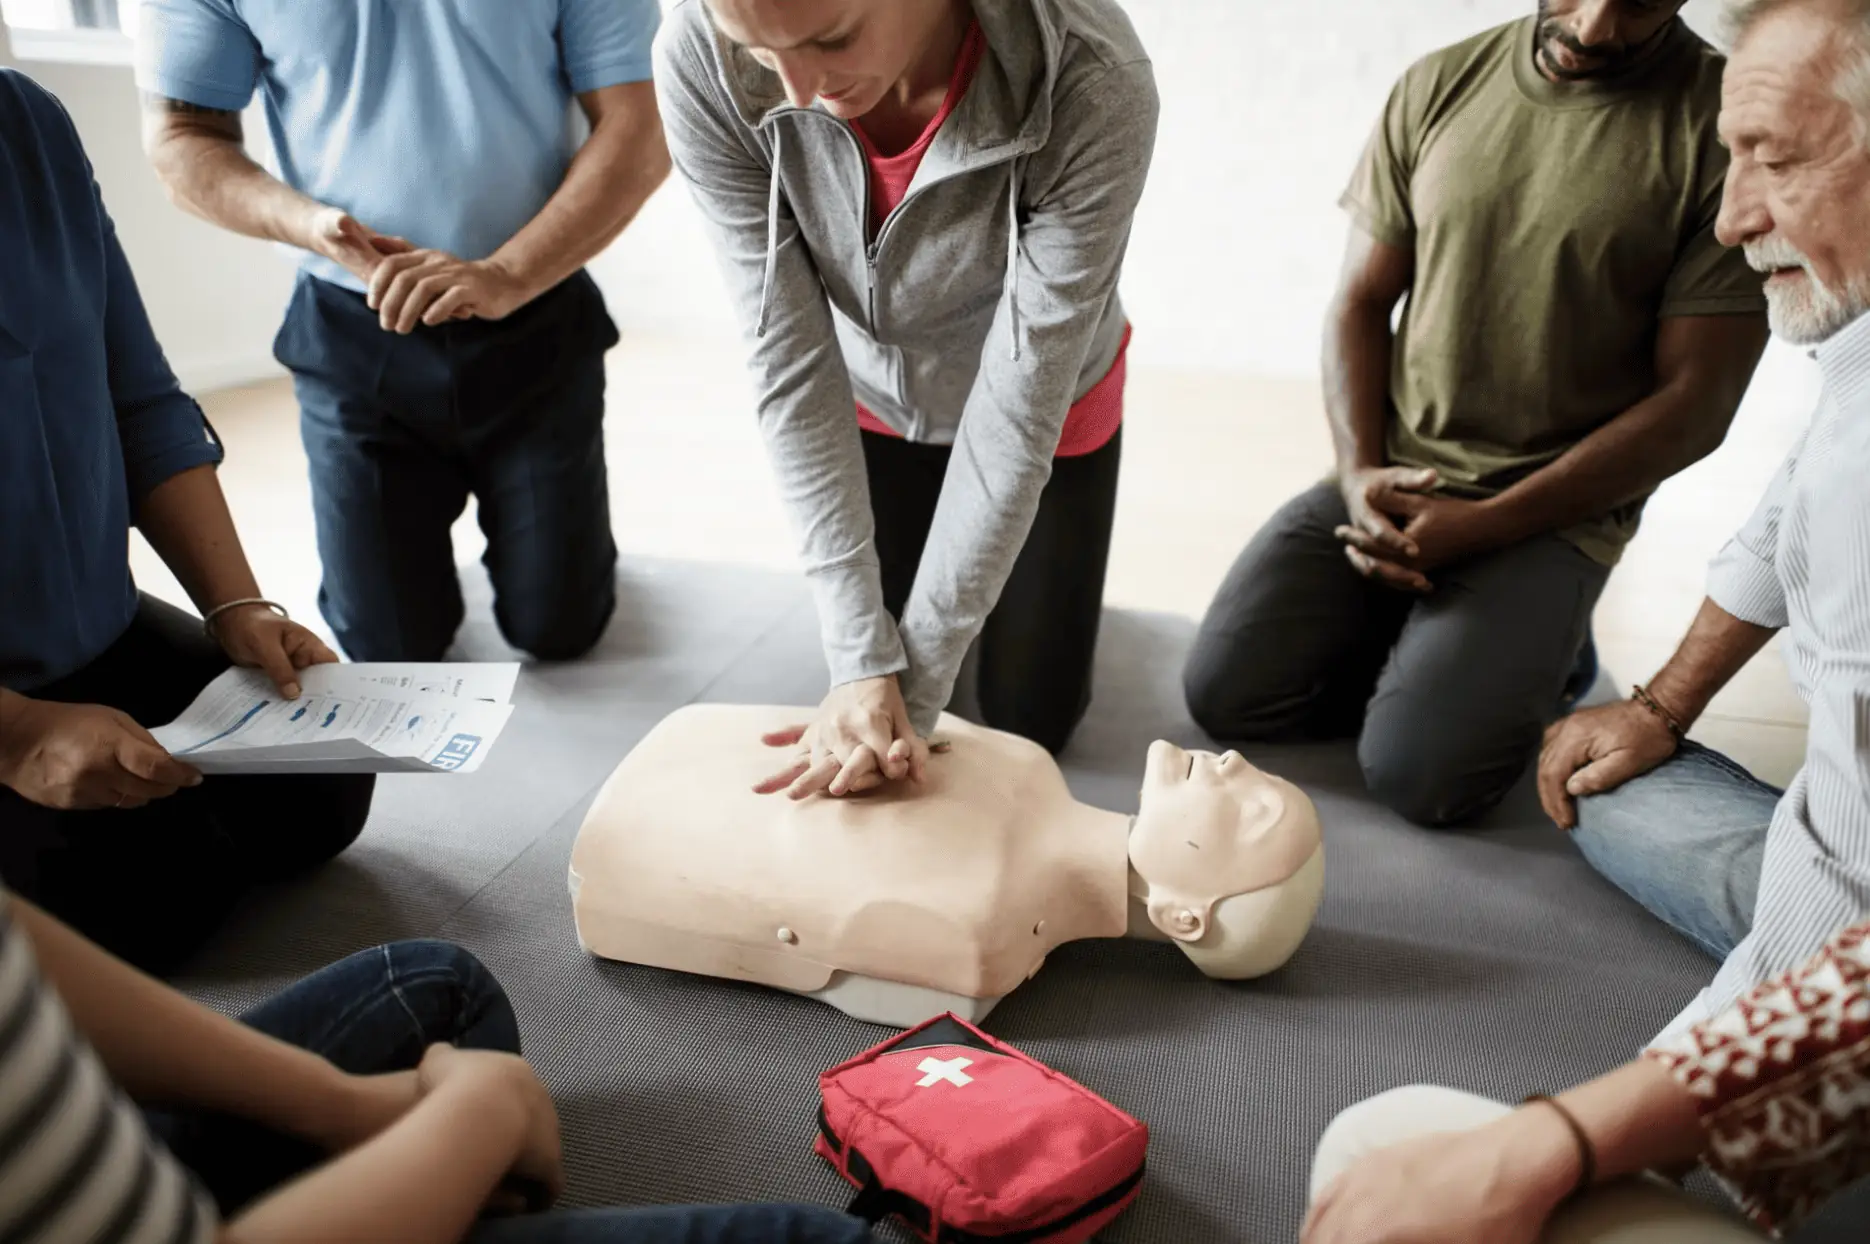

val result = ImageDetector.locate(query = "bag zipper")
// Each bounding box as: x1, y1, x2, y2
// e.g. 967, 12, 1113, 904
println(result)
818, 1109, 1146, 1243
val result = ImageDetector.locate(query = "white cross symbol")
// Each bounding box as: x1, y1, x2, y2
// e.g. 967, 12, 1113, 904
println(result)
915, 1056, 974, 1088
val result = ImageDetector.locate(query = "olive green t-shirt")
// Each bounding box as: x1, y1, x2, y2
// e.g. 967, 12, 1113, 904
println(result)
1340, 17, 1766, 565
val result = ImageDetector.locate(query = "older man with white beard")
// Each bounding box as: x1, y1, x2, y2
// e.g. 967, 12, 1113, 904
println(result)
1537, 0, 1870, 1043
1297, 3, 1870, 1242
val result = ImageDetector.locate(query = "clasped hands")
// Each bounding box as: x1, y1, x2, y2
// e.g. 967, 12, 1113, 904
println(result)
308, 206, 532, 335
1335, 466, 1496, 593
754, 675, 933, 801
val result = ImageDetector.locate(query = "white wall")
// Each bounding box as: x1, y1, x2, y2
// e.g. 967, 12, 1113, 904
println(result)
0, 23, 293, 391
5, 0, 1742, 385
595, 0, 1734, 373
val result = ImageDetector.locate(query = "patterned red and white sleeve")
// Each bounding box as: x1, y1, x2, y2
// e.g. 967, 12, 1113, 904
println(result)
1644, 919, 1870, 1236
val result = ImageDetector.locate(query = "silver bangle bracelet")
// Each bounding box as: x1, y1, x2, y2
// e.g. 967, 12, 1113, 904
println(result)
202, 597, 289, 637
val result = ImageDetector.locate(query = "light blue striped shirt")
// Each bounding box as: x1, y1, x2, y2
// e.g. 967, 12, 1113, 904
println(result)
1660, 309, 1870, 1040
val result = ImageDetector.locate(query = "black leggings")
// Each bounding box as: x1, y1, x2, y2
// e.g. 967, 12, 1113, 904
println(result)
862, 426, 1121, 755
0, 596, 373, 974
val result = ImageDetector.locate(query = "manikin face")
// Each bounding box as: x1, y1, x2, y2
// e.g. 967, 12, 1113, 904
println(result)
1716, 3, 1870, 345
1129, 740, 1314, 943
706, 0, 956, 119
1533, 0, 1685, 81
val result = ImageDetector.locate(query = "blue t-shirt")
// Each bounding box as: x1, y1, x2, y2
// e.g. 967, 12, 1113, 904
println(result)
134, 0, 661, 292
0, 70, 224, 691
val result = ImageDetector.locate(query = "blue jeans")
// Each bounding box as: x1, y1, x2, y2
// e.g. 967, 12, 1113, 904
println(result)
151, 941, 870, 1244
1570, 741, 1783, 959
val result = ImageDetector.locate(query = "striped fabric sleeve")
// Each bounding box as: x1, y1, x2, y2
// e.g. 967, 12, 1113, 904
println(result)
0, 895, 217, 1244
1705, 430, 1804, 630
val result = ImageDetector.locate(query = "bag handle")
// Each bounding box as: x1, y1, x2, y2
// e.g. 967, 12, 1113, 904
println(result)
844, 1173, 932, 1232
836, 1135, 933, 1233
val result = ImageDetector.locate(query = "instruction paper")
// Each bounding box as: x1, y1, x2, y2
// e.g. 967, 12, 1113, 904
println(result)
151, 663, 519, 775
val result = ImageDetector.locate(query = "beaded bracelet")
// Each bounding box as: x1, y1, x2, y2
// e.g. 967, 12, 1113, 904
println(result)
1630, 684, 1687, 739
202, 597, 289, 638
1522, 1094, 1597, 1200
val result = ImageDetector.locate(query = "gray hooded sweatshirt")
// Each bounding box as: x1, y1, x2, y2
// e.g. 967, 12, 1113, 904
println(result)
653, 0, 1159, 734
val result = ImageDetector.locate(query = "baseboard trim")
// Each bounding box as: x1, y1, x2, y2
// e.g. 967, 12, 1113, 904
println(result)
174, 352, 287, 396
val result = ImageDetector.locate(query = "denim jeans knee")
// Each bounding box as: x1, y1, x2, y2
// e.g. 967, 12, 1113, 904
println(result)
1570, 743, 1781, 960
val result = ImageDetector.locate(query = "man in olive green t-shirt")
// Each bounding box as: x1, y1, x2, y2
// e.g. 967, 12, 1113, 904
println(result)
1185, 0, 1769, 828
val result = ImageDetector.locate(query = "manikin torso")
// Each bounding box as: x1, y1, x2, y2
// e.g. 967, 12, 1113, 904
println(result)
570, 706, 1324, 1026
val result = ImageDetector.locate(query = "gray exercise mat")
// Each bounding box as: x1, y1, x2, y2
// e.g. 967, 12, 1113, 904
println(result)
175, 559, 1863, 1242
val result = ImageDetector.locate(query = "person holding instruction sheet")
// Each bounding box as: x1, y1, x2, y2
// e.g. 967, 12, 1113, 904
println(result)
0, 68, 371, 976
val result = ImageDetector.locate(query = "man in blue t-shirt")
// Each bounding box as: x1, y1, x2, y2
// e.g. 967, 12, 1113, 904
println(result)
0, 69, 371, 974
137, 0, 669, 663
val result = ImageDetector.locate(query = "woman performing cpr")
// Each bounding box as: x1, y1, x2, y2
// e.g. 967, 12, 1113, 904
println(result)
655, 0, 1159, 795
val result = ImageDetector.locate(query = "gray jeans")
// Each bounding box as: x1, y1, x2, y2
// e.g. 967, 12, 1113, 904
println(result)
1184, 481, 1610, 826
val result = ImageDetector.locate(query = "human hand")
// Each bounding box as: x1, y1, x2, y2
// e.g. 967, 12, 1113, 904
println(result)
753, 676, 930, 800
1301, 1106, 1578, 1244
305, 206, 413, 285
1337, 489, 1496, 591
1336, 467, 1438, 592
1386, 492, 1497, 572
0, 696, 200, 811
1538, 699, 1680, 830
417, 1044, 565, 1213
365, 250, 532, 334
210, 607, 337, 700
1339, 467, 1437, 558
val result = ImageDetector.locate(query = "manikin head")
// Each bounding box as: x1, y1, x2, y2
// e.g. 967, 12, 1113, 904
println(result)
1717, 0, 1870, 344
1533, 0, 1688, 81
1128, 741, 1325, 981
704, 0, 965, 118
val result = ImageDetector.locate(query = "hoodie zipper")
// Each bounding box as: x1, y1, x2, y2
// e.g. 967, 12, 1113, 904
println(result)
774, 107, 1021, 332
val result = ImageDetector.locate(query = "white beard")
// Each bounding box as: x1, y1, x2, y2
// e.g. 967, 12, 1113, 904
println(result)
1747, 237, 1870, 345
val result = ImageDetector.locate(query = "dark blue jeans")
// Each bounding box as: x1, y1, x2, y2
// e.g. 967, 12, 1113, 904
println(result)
276, 271, 620, 663
151, 941, 870, 1244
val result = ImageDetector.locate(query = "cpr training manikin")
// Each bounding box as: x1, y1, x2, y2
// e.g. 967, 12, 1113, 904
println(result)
568, 705, 1325, 1026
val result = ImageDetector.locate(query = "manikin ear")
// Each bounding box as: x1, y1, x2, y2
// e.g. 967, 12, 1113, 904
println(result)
1145, 894, 1211, 944
1175, 846, 1327, 981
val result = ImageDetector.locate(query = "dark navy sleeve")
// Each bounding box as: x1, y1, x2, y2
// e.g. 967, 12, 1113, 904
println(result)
86, 144, 225, 502
100, 205, 224, 502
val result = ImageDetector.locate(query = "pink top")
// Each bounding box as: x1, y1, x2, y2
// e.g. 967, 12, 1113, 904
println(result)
850, 20, 1126, 460
1645, 918, 1870, 1235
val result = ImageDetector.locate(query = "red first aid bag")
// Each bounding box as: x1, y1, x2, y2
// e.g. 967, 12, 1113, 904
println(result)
815, 1013, 1148, 1242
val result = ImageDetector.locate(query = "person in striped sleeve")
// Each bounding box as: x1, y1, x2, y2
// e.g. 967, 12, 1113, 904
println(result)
0, 887, 872, 1244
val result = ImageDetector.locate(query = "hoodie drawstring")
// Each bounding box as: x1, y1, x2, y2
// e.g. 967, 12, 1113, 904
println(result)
756, 129, 782, 338
1004, 160, 1022, 362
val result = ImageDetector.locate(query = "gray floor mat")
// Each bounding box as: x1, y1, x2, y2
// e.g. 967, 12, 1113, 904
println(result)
175, 560, 1862, 1242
